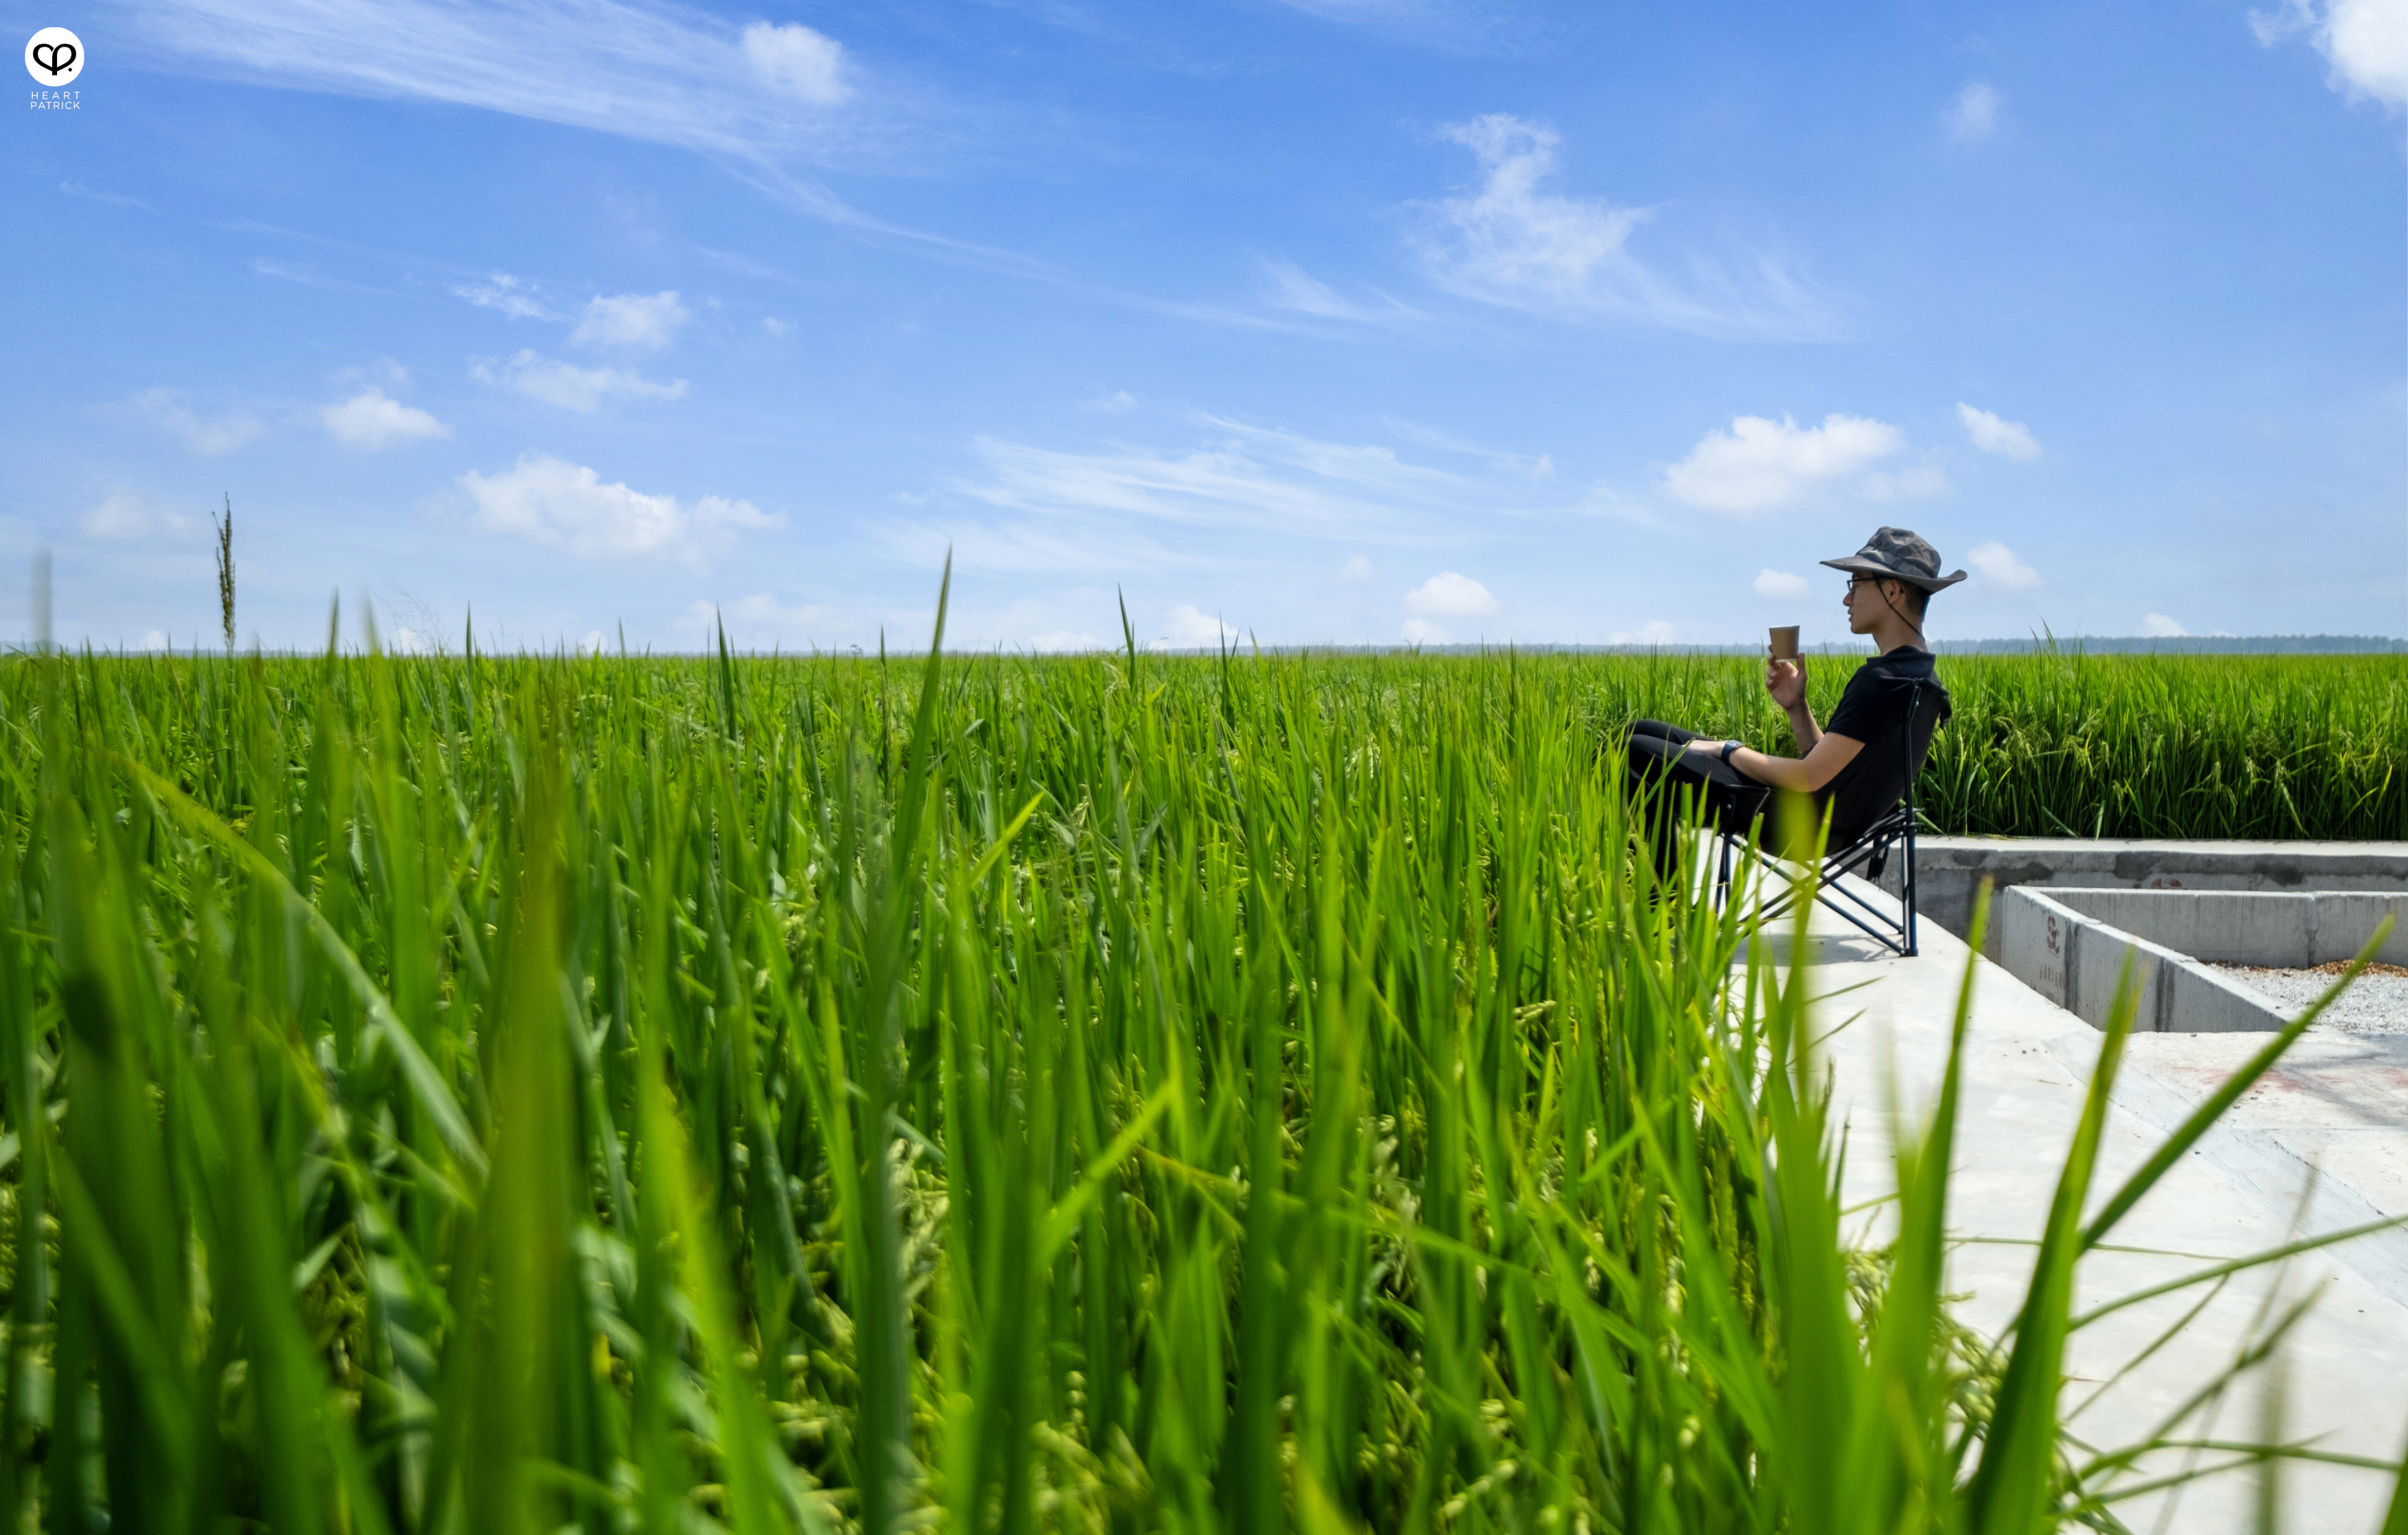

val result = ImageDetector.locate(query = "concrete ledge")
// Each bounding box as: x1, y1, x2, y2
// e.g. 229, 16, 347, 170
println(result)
2044, 887, 2408, 967
1987, 886, 2289, 1032
1883, 837, 2408, 939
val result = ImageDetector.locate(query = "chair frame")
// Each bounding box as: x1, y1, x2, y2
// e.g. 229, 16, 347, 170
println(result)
1711, 682, 1927, 958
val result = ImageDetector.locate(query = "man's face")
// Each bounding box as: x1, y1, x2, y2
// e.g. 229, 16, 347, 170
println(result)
1842, 574, 1897, 634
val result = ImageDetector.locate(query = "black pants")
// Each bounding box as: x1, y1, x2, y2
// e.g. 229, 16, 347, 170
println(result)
1621, 719, 1773, 886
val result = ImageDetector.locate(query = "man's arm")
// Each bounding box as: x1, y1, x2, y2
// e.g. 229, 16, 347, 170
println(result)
1689, 731, 1865, 794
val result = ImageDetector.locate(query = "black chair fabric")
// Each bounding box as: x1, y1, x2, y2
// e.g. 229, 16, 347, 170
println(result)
1816, 687, 1943, 849
1718, 680, 1941, 956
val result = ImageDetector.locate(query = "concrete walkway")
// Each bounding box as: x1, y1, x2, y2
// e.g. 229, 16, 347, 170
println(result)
1759, 874, 2408, 1533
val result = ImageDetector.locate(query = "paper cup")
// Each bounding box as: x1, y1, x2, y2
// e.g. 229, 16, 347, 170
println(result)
1768, 625, 1800, 660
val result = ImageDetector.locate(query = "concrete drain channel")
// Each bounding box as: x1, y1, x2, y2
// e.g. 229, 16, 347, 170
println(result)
1990, 886, 2408, 1032
1885, 837, 2408, 1033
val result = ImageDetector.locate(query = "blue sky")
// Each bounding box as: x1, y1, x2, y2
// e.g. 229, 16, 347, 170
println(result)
7, 0, 2403, 652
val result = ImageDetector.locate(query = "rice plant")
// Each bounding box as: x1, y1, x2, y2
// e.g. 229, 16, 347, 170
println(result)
0, 620, 2397, 1533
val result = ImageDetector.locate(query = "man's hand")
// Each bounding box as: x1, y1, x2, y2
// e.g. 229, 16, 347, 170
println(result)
1764, 657, 1807, 712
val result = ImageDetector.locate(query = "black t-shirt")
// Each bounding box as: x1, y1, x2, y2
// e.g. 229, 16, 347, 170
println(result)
1812, 647, 1950, 843
1824, 645, 1951, 747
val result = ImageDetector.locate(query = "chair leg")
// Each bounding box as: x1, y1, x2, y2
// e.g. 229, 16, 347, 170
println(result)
1902, 822, 1919, 958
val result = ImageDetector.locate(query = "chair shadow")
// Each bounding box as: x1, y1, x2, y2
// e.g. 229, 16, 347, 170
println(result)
1738, 927, 1898, 969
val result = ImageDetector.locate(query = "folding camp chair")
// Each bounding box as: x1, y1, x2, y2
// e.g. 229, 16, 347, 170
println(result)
1712, 680, 1938, 958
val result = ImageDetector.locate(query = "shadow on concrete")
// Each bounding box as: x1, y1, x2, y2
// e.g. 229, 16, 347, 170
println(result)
1739, 928, 1905, 970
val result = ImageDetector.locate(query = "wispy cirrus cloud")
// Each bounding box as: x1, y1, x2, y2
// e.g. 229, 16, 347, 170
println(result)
1413, 114, 1842, 340
59, 180, 150, 210
124, 387, 268, 454
1260, 260, 1426, 326
117, 0, 881, 222
1264, 0, 1531, 51
889, 415, 1579, 577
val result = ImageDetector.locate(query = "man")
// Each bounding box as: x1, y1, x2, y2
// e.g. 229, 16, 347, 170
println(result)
1623, 526, 1963, 883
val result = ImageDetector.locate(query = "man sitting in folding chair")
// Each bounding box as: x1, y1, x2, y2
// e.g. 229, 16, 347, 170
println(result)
1621, 527, 1962, 953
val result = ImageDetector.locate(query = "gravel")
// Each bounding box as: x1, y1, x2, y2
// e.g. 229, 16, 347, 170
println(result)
2207, 962, 2408, 1034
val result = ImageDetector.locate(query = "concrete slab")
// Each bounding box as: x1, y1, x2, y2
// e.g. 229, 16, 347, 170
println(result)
1747, 871, 2408, 1532
1877, 837, 2408, 939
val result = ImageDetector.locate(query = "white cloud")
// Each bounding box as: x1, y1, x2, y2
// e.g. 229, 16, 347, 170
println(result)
683, 592, 844, 648
760, 316, 791, 338
140, 630, 169, 651
1401, 617, 1450, 645
473, 350, 689, 411
128, 387, 266, 454
1660, 413, 1908, 513
1957, 402, 2041, 460
1946, 81, 2003, 141
460, 454, 777, 564
1337, 554, 1375, 583
742, 21, 849, 104
2141, 613, 2189, 637
1752, 568, 1810, 601
454, 273, 551, 320
1027, 629, 1104, 653
1405, 571, 1497, 617
1610, 620, 1678, 645
80, 491, 191, 541
321, 388, 450, 450
1083, 390, 1137, 414
1966, 540, 2040, 588
2252, 0, 2408, 108
1163, 604, 1237, 648
571, 291, 689, 350
1416, 113, 1835, 339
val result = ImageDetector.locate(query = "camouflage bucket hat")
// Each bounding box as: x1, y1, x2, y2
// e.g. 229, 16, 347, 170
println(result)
1819, 526, 1968, 594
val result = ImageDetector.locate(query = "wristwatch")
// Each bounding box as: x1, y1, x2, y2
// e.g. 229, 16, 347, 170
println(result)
1719, 741, 1740, 766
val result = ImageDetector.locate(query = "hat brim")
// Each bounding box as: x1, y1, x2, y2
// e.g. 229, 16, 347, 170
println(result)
1819, 555, 1968, 594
